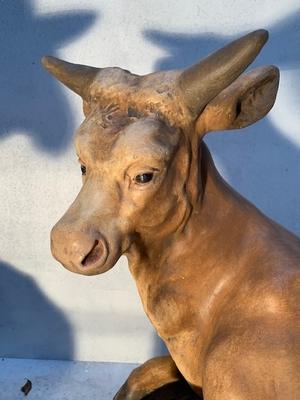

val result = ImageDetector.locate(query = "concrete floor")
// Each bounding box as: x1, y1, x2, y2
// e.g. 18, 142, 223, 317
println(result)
0, 358, 139, 400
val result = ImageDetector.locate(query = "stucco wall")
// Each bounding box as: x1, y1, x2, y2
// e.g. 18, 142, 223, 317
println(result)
0, 0, 299, 363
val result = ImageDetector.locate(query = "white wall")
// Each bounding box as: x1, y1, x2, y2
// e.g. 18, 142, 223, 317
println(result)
0, 0, 299, 363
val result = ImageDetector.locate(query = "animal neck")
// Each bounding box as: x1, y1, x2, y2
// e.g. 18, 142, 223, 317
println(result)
180, 140, 268, 269
126, 141, 270, 353
127, 141, 268, 283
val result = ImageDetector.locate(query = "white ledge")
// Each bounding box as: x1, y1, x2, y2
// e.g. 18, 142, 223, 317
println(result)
0, 358, 139, 400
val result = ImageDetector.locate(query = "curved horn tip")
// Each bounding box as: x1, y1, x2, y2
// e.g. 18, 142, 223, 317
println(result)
179, 28, 270, 118
40, 55, 101, 98
250, 29, 269, 45
41, 55, 52, 65
41, 55, 61, 71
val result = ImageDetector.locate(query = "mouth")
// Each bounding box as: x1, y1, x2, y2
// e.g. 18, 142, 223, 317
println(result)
77, 238, 109, 274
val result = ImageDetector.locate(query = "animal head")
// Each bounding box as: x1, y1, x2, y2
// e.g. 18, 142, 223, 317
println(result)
43, 30, 279, 275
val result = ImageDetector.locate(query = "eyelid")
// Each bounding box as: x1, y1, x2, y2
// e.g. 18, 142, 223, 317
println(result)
124, 166, 159, 180
125, 161, 161, 173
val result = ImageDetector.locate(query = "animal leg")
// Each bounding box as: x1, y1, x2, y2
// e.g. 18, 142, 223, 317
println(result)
113, 356, 183, 400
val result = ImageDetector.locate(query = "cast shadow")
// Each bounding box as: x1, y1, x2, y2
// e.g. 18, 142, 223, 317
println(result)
0, 0, 97, 154
151, 336, 169, 357
144, 9, 300, 71
144, 9, 300, 236
0, 260, 74, 360
145, 8, 300, 357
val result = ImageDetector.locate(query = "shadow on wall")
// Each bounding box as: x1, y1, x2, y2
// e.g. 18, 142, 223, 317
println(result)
152, 336, 169, 358
144, 9, 300, 236
0, 261, 74, 360
0, 0, 96, 154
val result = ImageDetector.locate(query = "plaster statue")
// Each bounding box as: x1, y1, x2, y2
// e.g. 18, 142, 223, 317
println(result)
43, 30, 300, 399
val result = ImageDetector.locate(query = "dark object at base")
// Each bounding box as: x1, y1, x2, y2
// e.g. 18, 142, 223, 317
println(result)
21, 379, 32, 396
142, 381, 203, 400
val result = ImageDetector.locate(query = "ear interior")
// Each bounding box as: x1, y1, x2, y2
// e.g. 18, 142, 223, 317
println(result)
231, 68, 279, 129
198, 65, 279, 133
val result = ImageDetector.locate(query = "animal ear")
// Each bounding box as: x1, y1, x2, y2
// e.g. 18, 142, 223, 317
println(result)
198, 65, 279, 133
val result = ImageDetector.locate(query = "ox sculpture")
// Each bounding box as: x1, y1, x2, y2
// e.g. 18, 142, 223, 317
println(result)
43, 30, 300, 399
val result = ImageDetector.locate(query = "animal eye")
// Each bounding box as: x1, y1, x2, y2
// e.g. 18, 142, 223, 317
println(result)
81, 165, 86, 175
135, 173, 153, 184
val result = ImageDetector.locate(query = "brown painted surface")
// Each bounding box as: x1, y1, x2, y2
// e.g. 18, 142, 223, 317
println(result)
43, 30, 300, 399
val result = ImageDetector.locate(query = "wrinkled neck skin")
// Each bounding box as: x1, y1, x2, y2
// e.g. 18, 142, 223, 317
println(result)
126, 139, 257, 279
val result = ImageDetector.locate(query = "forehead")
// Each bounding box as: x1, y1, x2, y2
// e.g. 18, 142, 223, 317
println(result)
89, 67, 188, 128
75, 106, 130, 162
75, 109, 178, 165
113, 118, 178, 160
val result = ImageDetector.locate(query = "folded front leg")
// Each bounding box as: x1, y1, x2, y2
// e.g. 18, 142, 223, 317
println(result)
113, 356, 183, 400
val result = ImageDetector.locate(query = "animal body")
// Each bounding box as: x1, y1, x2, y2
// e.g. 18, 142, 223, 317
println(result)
43, 30, 300, 399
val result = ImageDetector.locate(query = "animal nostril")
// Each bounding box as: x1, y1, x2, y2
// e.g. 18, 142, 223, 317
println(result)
81, 239, 104, 267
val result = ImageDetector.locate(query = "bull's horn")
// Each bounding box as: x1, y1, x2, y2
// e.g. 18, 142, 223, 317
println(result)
41, 56, 100, 98
178, 29, 269, 118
